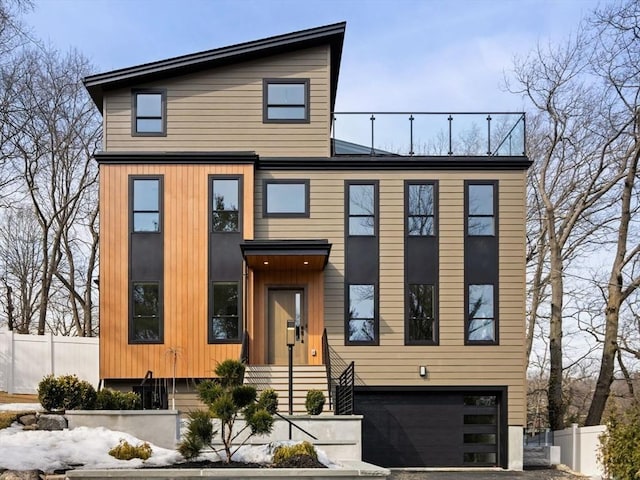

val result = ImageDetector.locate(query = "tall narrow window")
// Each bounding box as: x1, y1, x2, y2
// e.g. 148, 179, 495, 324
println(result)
210, 282, 240, 342
348, 184, 376, 236
263, 79, 309, 123
131, 282, 161, 343
408, 183, 435, 236
347, 284, 376, 343
212, 179, 239, 232
468, 284, 495, 342
132, 89, 166, 136
132, 178, 160, 232
468, 184, 495, 235
408, 284, 436, 343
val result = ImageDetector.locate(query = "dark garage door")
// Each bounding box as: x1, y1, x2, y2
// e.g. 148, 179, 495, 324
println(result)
355, 389, 504, 468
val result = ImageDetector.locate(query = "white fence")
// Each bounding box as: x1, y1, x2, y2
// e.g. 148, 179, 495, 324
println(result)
0, 330, 99, 394
554, 424, 606, 479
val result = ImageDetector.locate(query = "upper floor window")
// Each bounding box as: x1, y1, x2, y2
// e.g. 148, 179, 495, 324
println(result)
347, 284, 377, 344
467, 284, 496, 343
348, 183, 376, 236
132, 178, 161, 232
407, 183, 435, 236
212, 178, 239, 232
467, 183, 495, 236
210, 282, 240, 342
408, 284, 436, 344
131, 282, 162, 343
264, 180, 309, 217
132, 89, 166, 136
263, 79, 310, 123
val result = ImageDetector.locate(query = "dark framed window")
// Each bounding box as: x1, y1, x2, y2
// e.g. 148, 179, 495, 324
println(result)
132, 89, 166, 136
467, 284, 496, 343
212, 178, 239, 232
467, 183, 496, 236
263, 78, 310, 123
348, 183, 376, 236
347, 284, 377, 344
130, 282, 162, 343
132, 177, 161, 232
210, 282, 240, 342
407, 183, 435, 236
264, 179, 310, 217
407, 284, 436, 344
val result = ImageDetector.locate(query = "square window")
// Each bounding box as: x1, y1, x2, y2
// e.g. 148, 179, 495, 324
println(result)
131, 282, 161, 343
210, 282, 240, 342
263, 79, 309, 123
132, 89, 166, 136
212, 178, 239, 232
264, 180, 309, 217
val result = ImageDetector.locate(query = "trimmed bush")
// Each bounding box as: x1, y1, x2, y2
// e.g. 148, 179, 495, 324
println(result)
178, 410, 215, 460
108, 439, 152, 461
305, 390, 325, 415
258, 388, 279, 414
273, 441, 318, 465
38, 374, 96, 411
599, 403, 640, 480
95, 389, 141, 410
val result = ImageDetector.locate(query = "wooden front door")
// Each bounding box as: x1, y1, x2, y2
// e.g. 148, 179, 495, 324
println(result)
267, 289, 307, 365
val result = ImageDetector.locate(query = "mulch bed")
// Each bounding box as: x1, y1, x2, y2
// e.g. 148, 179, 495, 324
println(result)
145, 454, 327, 469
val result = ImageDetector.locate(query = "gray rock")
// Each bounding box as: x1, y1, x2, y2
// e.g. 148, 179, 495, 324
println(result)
36, 414, 67, 431
21, 424, 37, 431
18, 414, 37, 426
0, 470, 42, 480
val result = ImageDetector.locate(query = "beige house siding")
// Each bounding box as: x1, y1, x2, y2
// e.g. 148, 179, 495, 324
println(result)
255, 169, 527, 426
103, 46, 331, 156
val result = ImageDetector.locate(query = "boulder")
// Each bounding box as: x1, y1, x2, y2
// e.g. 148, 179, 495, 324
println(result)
36, 414, 67, 431
18, 414, 36, 426
0, 471, 42, 480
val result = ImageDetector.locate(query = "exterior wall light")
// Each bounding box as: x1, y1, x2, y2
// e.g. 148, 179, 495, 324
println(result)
419, 365, 427, 378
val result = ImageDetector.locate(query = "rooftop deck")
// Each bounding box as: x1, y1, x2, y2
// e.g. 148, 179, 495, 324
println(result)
331, 112, 526, 157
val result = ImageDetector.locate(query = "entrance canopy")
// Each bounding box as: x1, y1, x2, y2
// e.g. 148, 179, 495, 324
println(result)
240, 239, 331, 271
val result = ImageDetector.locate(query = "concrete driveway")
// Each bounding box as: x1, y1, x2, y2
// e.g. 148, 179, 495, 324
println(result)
389, 466, 588, 480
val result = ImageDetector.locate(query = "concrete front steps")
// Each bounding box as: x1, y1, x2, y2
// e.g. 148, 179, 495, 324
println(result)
244, 365, 331, 414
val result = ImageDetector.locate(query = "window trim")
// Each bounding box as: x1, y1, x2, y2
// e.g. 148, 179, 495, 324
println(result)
209, 281, 242, 344
346, 181, 379, 237
465, 180, 497, 237
262, 78, 310, 124
345, 283, 379, 346
129, 281, 163, 344
405, 283, 439, 345
263, 179, 310, 218
130, 175, 163, 234
465, 283, 499, 345
131, 88, 167, 137
210, 176, 242, 233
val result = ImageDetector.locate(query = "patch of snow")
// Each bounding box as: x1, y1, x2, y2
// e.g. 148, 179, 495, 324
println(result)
0, 403, 43, 412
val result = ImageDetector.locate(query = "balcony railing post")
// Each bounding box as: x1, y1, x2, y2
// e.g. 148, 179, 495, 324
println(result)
447, 115, 453, 156
486, 114, 492, 155
522, 113, 526, 156
409, 114, 415, 156
370, 114, 375, 156
331, 115, 336, 156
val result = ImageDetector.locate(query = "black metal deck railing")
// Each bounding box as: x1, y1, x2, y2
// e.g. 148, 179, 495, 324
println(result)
335, 361, 355, 416
331, 112, 526, 157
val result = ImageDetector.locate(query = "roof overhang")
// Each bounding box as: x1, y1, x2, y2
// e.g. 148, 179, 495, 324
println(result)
93, 151, 258, 165
84, 22, 346, 114
241, 239, 331, 271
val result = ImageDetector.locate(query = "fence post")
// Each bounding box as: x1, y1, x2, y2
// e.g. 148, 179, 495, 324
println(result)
571, 423, 578, 471
7, 330, 15, 394
48, 332, 55, 376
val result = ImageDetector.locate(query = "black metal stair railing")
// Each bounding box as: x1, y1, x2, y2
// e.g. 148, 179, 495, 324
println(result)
321, 328, 333, 410
335, 361, 355, 416
240, 331, 249, 364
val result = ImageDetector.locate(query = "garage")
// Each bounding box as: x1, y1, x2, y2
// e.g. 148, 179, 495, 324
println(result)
354, 387, 507, 468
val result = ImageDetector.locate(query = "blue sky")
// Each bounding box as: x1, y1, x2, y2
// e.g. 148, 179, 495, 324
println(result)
25, 0, 602, 111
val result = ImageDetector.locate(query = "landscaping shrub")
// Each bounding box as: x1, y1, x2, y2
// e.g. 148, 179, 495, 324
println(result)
305, 389, 325, 415
258, 388, 279, 414
95, 389, 141, 410
178, 410, 215, 460
273, 441, 318, 465
108, 439, 152, 461
38, 374, 96, 411
599, 403, 640, 480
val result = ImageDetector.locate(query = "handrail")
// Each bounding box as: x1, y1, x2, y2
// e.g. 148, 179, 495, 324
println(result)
335, 361, 355, 415
274, 411, 318, 440
240, 331, 249, 364
322, 328, 333, 410
140, 370, 153, 385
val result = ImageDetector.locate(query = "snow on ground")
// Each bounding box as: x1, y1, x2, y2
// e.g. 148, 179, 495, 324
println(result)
0, 403, 43, 411
0, 422, 337, 473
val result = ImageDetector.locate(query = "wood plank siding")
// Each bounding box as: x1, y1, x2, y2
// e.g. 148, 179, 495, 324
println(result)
103, 46, 330, 156
254, 169, 527, 425
99, 163, 254, 380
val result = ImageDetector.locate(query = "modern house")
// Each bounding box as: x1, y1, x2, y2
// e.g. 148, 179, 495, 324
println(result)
83, 22, 530, 469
